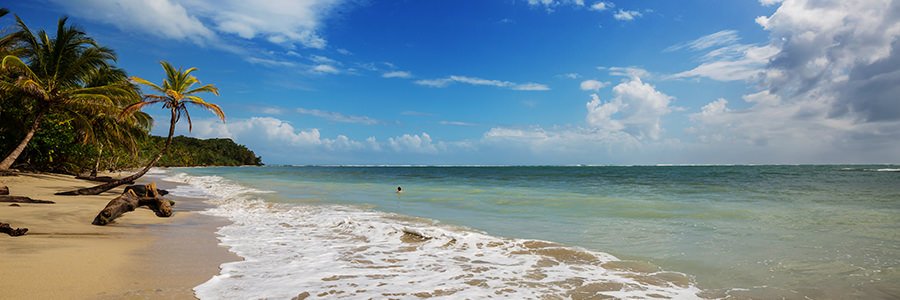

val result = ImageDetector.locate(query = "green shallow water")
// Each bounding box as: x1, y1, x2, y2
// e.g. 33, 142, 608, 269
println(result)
175, 165, 900, 298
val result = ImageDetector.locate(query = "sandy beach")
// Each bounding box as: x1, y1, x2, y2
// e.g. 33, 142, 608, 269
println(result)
0, 172, 237, 299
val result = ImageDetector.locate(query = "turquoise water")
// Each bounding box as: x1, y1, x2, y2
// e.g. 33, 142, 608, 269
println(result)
175, 165, 900, 298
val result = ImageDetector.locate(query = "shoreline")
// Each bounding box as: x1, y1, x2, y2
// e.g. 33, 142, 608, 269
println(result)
0, 172, 237, 299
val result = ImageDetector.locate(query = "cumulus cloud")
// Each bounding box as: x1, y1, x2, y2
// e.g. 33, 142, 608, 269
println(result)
171, 117, 469, 163
613, 9, 642, 21
579, 79, 610, 91
184, 117, 363, 150
684, 0, 900, 162
311, 64, 340, 74
49, 0, 216, 44
414, 75, 550, 91
296, 108, 381, 125
388, 133, 440, 154
589, 2, 613, 11
52, 0, 348, 49
586, 77, 673, 140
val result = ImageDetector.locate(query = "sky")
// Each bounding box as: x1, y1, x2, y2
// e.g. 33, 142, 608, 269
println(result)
5, 0, 900, 165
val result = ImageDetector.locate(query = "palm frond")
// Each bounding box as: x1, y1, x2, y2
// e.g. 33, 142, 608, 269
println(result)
185, 83, 219, 96
185, 97, 226, 122
119, 100, 162, 120
130, 76, 165, 93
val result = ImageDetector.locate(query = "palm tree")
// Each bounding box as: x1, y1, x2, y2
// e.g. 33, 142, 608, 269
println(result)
0, 16, 129, 170
80, 66, 152, 177
60, 61, 224, 195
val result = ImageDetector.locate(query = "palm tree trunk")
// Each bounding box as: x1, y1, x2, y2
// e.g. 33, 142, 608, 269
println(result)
57, 109, 177, 195
90, 144, 103, 178
0, 107, 47, 170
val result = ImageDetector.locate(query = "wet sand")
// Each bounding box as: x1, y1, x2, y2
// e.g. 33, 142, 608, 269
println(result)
0, 172, 237, 299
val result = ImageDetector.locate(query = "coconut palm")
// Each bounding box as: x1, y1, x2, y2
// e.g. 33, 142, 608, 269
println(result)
0, 16, 130, 170
80, 66, 153, 177
60, 61, 223, 195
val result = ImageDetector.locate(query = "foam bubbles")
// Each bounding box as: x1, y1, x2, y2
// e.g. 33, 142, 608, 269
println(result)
169, 172, 702, 299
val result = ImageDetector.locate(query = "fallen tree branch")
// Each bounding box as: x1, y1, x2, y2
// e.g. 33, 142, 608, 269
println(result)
1, 222, 28, 237
0, 195, 55, 204
92, 182, 173, 226
75, 175, 133, 184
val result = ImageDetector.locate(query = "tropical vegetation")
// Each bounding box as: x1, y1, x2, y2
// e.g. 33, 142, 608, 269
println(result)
0, 9, 261, 181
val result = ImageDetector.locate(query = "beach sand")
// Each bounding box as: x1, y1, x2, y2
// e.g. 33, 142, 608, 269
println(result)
0, 172, 237, 299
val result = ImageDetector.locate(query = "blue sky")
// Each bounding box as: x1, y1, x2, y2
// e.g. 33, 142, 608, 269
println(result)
7, 0, 900, 165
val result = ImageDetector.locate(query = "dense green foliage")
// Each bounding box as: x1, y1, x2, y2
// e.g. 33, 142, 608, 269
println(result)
0, 9, 260, 174
147, 135, 262, 167
0, 127, 262, 173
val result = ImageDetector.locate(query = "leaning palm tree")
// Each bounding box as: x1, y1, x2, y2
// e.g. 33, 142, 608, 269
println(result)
79, 66, 153, 177
59, 61, 224, 195
0, 16, 129, 170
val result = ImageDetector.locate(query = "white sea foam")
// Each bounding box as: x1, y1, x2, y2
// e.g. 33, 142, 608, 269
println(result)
165, 172, 702, 299
875, 168, 900, 172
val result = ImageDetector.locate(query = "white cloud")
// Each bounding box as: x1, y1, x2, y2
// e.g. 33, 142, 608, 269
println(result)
310, 55, 339, 65
586, 77, 674, 140
579, 79, 610, 91
602, 66, 651, 78
673, 45, 779, 81
184, 117, 362, 150
246, 57, 297, 67
388, 133, 440, 154
558, 73, 581, 79
311, 64, 340, 74
415, 75, 550, 91
613, 9, 642, 21
260, 107, 284, 115
440, 121, 477, 127
759, 0, 784, 6
697, 98, 730, 118
296, 108, 380, 125
414, 78, 452, 88
513, 83, 552, 91
665, 30, 741, 52
683, 0, 900, 162
382, 71, 413, 79
589, 2, 613, 11
50, 0, 216, 44
53, 0, 348, 49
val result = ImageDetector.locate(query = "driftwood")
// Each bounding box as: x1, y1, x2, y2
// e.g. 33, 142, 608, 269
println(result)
0, 185, 7, 195
75, 175, 135, 185
0, 195, 54, 204
1, 222, 28, 237
92, 182, 173, 226
123, 184, 169, 197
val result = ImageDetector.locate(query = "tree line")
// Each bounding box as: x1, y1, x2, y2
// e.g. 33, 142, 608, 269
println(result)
0, 9, 261, 195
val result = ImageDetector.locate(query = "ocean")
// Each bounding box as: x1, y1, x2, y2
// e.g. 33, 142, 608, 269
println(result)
152, 165, 900, 299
